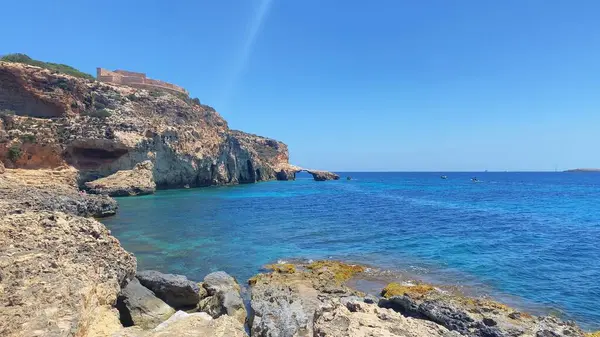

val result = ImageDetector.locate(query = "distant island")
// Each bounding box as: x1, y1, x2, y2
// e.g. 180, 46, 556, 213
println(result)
564, 168, 600, 172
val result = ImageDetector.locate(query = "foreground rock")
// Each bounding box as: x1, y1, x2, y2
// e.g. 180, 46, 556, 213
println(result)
0, 211, 136, 337
379, 283, 586, 337
198, 271, 247, 324
114, 310, 247, 337
136, 270, 200, 309
85, 160, 156, 196
117, 278, 175, 329
314, 297, 459, 337
249, 261, 364, 337
249, 261, 588, 337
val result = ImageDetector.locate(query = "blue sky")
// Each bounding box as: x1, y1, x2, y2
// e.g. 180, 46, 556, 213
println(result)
3, 0, 599, 171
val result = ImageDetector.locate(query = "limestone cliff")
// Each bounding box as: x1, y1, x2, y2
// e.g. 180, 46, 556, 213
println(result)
0, 61, 291, 188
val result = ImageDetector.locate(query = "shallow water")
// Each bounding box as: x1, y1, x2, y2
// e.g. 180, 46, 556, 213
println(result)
101, 172, 600, 329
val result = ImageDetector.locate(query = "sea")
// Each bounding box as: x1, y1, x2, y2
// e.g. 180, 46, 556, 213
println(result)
101, 172, 600, 330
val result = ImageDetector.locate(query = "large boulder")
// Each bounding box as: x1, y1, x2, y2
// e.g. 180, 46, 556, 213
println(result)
117, 278, 175, 329
198, 271, 246, 324
85, 160, 156, 197
136, 270, 200, 309
0, 211, 136, 337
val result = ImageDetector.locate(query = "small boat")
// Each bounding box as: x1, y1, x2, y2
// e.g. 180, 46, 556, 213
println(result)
471, 177, 479, 182
440, 175, 448, 179
346, 176, 352, 180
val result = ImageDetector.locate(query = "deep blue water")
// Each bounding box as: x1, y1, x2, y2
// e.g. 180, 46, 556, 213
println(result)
101, 172, 600, 329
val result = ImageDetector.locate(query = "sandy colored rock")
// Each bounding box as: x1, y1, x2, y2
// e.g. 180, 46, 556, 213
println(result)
112, 311, 247, 337
0, 211, 136, 337
314, 298, 459, 337
0, 61, 297, 188
85, 160, 156, 196
0, 174, 118, 217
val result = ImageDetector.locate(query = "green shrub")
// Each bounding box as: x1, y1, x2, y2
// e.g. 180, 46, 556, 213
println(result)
7, 144, 21, 162
191, 97, 201, 105
1, 53, 95, 80
82, 109, 111, 119
127, 93, 138, 101
20, 134, 36, 143
150, 90, 164, 97
200, 104, 216, 112
93, 101, 107, 110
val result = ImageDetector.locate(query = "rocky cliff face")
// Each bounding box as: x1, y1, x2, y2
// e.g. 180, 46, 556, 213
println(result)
0, 61, 290, 188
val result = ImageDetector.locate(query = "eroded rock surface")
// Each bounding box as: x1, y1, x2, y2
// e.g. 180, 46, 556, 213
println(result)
249, 262, 588, 337
0, 211, 136, 337
249, 261, 361, 337
308, 169, 340, 181
85, 160, 156, 196
378, 285, 586, 337
314, 297, 459, 337
0, 179, 117, 217
0, 61, 299, 188
117, 278, 175, 329
136, 270, 200, 309
198, 271, 247, 324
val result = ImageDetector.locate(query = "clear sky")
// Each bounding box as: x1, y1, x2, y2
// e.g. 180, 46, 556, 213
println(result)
3, 0, 599, 171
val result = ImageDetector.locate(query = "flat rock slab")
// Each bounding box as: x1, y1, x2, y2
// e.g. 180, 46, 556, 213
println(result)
114, 311, 247, 337
136, 270, 200, 309
85, 160, 156, 197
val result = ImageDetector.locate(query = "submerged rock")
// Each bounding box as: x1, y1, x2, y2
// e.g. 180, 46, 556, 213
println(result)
117, 278, 175, 329
198, 271, 247, 324
85, 160, 156, 196
136, 270, 200, 309
0, 211, 136, 337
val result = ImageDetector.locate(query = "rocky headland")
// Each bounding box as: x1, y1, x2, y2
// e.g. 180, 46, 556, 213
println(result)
1, 58, 597, 336
0, 60, 338, 192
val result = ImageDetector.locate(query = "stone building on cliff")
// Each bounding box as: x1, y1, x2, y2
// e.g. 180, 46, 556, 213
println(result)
96, 68, 188, 95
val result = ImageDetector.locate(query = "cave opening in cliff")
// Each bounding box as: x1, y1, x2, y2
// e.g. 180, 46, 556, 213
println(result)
66, 147, 129, 169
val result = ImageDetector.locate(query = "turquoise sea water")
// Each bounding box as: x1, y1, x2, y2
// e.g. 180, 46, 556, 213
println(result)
101, 172, 600, 329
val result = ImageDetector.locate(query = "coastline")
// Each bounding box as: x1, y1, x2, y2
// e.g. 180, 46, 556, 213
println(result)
1, 170, 598, 336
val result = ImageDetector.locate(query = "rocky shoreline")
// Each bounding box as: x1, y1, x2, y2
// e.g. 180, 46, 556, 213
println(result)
1, 168, 597, 336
